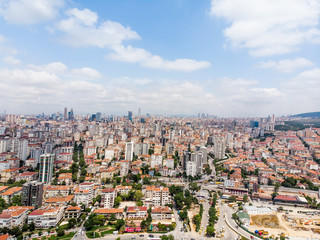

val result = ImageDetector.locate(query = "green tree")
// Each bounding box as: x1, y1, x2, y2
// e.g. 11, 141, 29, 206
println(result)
114, 196, 121, 208
243, 194, 248, 203
115, 219, 125, 230
29, 222, 35, 231
10, 226, 22, 237
229, 195, 237, 202
67, 218, 77, 229
206, 225, 215, 237
0, 197, 8, 211
109, 213, 117, 222
10, 195, 22, 206
134, 190, 143, 201
143, 177, 151, 185
57, 228, 65, 236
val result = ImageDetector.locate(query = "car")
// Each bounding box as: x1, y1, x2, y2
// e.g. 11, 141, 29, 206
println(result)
131, 237, 136, 239
139, 234, 144, 237
149, 234, 154, 238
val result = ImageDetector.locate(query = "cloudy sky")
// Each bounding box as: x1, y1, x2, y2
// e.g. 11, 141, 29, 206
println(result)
0, 0, 319, 117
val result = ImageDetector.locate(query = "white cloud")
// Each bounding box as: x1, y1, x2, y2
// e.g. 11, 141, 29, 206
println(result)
3, 55, 21, 65
70, 67, 102, 79
55, 8, 140, 48
27, 62, 67, 74
210, 0, 320, 56
1, 0, 65, 24
109, 45, 211, 72
54, 8, 210, 71
27, 62, 102, 79
258, 58, 314, 72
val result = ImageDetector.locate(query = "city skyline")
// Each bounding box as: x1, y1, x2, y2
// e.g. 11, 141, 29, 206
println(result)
0, 0, 319, 117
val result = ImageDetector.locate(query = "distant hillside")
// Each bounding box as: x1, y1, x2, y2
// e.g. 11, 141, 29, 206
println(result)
291, 112, 320, 118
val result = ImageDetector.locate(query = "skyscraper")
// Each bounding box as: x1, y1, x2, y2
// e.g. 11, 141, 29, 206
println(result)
22, 181, 44, 208
64, 107, 67, 120
128, 111, 133, 121
96, 112, 102, 121
39, 154, 54, 183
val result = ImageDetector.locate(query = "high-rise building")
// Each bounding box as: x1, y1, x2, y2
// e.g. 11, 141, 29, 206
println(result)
214, 136, 226, 160
138, 108, 141, 116
64, 107, 67, 120
125, 141, 134, 161
39, 154, 54, 183
96, 112, 102, 121
128, 111, 133, 121
18, 138, 28, 161
22, 181, 44, 208
250, 120, 259, 128
101, 188, 116, 208
68, 108, 74, 120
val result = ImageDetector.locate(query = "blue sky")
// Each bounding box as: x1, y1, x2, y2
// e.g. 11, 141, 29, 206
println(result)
0, 0, 319, 117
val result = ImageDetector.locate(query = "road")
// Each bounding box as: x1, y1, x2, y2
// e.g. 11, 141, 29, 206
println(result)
215, 200, 238, 240
72, 206, 96, 240
219, 202, 260, 240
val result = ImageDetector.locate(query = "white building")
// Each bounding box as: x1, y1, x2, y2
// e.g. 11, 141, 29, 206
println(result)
151, 154, 163, 168
125, 142, 134, 161
101, 188, 116, 208
28, 207, 64, 228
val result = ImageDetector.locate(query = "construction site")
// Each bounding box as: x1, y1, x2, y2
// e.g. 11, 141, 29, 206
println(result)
247, 203, 320, 239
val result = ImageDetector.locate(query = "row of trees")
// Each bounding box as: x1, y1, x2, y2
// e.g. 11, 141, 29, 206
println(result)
206, 193, 218, 237
193, 204, 203, 232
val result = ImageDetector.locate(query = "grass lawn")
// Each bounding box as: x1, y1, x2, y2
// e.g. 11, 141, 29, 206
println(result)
100, 228, 116, 237
32, 232, 75, 240
86, 231, 101, 238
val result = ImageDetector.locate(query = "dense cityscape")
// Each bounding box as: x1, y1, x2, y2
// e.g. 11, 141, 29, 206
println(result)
1, 0, 320, 240
0, 110, 319, 240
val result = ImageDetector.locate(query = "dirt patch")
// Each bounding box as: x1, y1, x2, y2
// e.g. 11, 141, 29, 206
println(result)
251, 214, 281, 228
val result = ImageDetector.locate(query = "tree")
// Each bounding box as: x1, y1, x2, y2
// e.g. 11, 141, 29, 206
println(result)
29, 222, 35, 232
109, 213, 117, 222
96, 194, 101, 203
193, 214, 201, 231
57, 228, 65, 236
229, 195, 237, 202
243, 194, 248, 203
143, 177, 151, 185
189, 182, 200, 192
68, 218, 76, 229
274, 182, 281, 193
0, 198, 8, 211
10, 226, 22, 237
134, 190, 143, 201
115, 219, 125, 230
114, 196, 121, 208
22, 223, 29, 232
206, 225, 215, 237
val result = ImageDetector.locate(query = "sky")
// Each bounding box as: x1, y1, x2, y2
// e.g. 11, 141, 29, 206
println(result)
0, 0, 319, 117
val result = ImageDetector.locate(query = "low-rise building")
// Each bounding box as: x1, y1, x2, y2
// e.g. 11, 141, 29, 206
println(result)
64, 206, 81, 219
1, 187, 22, 204
94, 208, 124, 219
126, 206, 147, 220
28, 207, 64, 228
151, 206, 173, 220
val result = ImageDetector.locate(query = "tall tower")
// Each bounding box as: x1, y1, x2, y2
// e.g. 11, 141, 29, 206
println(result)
39, 154, 54, 183
128, 111, 133, 121
64, 107, 67, 120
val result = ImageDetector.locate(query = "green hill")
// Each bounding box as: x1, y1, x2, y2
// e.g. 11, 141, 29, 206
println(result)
291, 112, 320, 118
